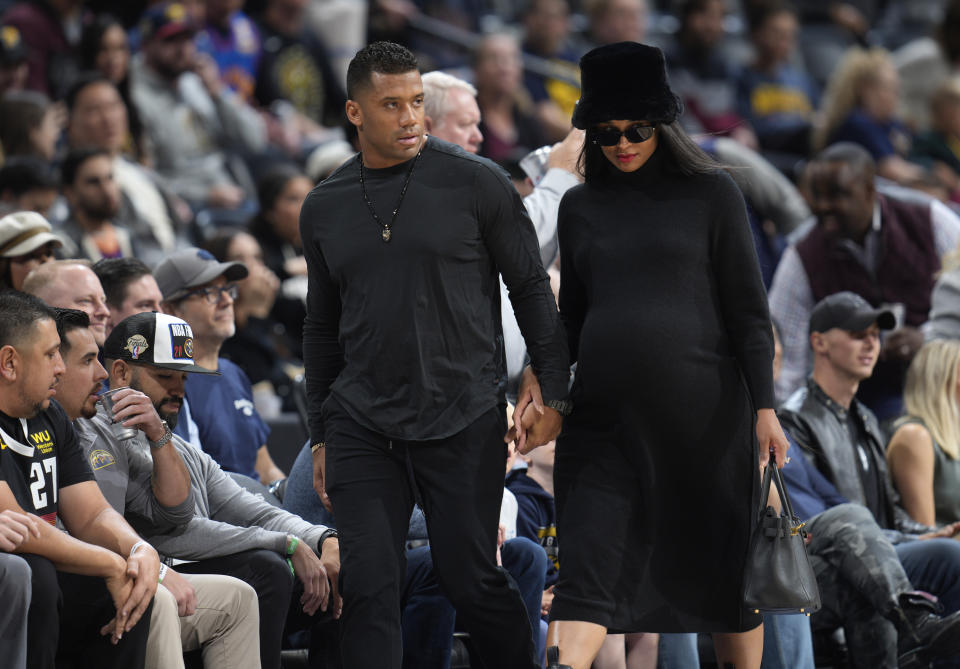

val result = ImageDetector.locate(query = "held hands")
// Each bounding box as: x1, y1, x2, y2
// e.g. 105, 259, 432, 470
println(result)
290, 538, 338, 617
107, 388, 167, 443
757, 408, 790, 469
504, 367, 563, 454
101, 543, 160, 645
0, 509, 40, 552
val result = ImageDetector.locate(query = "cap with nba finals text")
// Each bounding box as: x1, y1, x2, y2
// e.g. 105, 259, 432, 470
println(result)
103, 311, 219, 375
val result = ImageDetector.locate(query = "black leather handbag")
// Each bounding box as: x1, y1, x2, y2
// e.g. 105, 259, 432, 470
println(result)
743, 452, 821, 615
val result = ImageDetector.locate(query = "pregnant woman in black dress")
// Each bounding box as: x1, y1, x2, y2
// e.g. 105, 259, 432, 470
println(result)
526, 43, 791, 669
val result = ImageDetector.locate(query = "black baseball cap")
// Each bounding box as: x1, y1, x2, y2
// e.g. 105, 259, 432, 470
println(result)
809, 291, 897, 334
103, 312, 219, 374
139, 2, 196, 42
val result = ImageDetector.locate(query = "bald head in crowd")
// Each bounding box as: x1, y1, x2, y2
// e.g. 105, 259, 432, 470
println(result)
422, 71, 483, 154
22, 259, 110, 345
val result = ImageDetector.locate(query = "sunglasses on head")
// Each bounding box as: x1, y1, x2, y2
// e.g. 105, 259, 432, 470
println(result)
590, 124, 657, 146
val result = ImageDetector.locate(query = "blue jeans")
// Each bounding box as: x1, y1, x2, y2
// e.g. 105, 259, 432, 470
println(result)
658, 633, 698, 668
896, 538, 960, 613
657, 616, 813, 669
762, 614, 814, 669
500, 538, 548, 662
402, 547, 456, 669
896, 538, 960, 669
283, 443, 335, 527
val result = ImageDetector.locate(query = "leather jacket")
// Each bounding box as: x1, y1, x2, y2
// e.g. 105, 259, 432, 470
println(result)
778, 377, 931, 536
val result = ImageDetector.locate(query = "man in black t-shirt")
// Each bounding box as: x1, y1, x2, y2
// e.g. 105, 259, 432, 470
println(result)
302, 42, 570, 669
0, 291, 158, 669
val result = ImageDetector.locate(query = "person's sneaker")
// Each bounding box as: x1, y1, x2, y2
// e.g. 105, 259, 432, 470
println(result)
546, 646, 573, 669
896, 592, 960, 666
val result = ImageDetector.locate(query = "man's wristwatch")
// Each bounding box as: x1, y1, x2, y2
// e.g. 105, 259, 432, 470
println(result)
544, 399, 573, 416
318, 528, 338, 549
148, 420, 174, 450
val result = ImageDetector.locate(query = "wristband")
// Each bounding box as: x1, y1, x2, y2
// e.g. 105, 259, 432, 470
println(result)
286, 535, 299, 576
129, 540, 148, 558
158, 563, 168, 584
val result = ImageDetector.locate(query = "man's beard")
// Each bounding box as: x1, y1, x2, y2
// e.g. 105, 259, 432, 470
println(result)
155, 398, 180, 431
129, 374, 180, 430
17, 382, 45, 418
80, 200, 119, 222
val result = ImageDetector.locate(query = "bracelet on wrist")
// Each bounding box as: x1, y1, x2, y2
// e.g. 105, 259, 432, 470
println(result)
158, 563, 168, 584
311, 442, 325, 453
286, 535, 299, 576
129, 539, 148, 558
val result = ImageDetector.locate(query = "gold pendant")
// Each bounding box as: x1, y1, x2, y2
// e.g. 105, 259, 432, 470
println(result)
382, 228, 391, 242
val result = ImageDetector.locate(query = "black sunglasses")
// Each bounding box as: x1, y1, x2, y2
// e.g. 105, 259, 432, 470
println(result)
590, 124, 657, 146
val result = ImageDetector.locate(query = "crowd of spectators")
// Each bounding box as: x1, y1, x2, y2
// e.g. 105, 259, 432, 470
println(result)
7, 0, 960, 667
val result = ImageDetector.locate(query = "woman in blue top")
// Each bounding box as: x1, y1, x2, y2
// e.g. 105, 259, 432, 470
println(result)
815, 47, 928, 186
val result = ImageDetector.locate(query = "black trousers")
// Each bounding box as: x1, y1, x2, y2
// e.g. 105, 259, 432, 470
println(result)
324, 398, 536, 669
21, 553, 153, 669
177, 547, 340, 669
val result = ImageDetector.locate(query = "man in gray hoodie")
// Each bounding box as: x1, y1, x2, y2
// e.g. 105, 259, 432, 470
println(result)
77, 310, 341, 669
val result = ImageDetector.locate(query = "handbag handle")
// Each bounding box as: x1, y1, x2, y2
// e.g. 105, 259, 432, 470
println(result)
759, 450, 801, 526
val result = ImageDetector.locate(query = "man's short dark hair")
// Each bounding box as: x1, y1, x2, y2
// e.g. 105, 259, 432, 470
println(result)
747, 0, 797, 33
0, 158, 59, 196
54, 307, 91, 356
65, 71, 116, 113
812, 142, 877, 182
61, 147, 112, 187
346, 41, 418, 99
0, 291, 56, 349
93, 257, 153, 309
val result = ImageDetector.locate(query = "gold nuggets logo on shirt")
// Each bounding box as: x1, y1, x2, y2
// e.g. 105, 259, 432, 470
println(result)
1, 26, 20, 50
89, 449, 116, 470
166, 3, 186, 21
125, 335, 150, 360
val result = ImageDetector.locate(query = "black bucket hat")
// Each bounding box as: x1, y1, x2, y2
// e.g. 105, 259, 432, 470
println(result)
571, 41, 682, 129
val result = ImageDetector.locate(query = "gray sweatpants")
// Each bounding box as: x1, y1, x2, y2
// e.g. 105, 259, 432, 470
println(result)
0, 553, 31, 669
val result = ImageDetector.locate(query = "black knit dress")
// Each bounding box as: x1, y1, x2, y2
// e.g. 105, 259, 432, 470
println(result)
551, 147, 775, 634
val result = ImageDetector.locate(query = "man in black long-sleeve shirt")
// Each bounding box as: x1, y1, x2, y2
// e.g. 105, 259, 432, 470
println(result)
299, 42, 570, 669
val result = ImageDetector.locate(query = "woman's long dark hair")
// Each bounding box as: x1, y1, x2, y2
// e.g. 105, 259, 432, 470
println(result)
77, 14, 145, 161
0, 92, 50, 158
248, 165, 307, 239
578, 120, 719, 183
